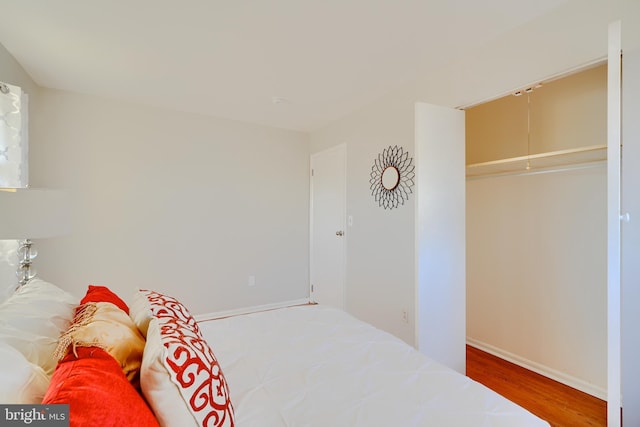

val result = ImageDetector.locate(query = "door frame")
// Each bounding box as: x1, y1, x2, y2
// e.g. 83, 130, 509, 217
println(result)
309, 143, 347, 308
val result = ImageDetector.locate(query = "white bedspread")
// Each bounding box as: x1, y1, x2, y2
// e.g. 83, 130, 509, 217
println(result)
199, 305, 549, 427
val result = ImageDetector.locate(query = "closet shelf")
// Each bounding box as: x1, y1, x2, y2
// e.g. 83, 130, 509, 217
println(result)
466, 145, 607, 178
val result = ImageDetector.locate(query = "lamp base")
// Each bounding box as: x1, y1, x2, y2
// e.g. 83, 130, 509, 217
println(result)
16, 239, 37, 288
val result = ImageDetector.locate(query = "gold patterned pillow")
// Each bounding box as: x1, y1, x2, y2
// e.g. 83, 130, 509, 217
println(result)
55, 301, 145, 382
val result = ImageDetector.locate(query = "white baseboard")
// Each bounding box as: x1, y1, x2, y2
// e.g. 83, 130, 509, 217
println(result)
466, 337, 607, 401
195, 298, 311, 322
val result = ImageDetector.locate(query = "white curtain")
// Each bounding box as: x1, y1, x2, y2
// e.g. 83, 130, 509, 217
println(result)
0, 81, 29, 302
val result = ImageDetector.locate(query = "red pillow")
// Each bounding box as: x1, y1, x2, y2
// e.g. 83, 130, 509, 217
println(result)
43, 347, 158, 427
80, 285, 129, 314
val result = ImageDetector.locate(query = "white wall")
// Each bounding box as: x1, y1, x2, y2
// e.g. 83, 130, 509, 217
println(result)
28, 88, 310, 313
466, 165, 607, 397
0, 43, 39, 100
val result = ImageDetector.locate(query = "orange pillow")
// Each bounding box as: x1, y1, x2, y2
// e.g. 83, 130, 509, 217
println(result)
43, 347, 159, 427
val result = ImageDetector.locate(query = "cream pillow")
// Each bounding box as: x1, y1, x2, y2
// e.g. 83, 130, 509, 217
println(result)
0, 279, 77, 375
0, 341, 50, 404
0, 325, 61, 375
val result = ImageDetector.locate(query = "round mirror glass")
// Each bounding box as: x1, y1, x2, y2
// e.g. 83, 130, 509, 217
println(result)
381, 166, 400, 190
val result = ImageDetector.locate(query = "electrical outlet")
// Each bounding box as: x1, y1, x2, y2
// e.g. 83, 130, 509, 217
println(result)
248, 275, 255, 286
402, 309, 408, 323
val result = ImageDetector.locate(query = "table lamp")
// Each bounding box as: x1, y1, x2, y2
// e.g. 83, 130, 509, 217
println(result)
0, 187, 70, 287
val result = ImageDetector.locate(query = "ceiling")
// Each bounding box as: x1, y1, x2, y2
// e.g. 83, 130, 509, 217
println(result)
0, 0, 572, 132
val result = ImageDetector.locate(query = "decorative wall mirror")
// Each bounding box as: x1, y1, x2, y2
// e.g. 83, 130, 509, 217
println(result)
369, 145, 415, 210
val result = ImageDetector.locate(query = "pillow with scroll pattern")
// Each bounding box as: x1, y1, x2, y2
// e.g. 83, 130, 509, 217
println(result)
137, 290, 235, 427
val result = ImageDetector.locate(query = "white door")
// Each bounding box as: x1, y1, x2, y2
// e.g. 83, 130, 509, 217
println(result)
415, 102, 466, 374
607, 20, 622, 427
621, 19, 640, 426
310, 144, 346, 309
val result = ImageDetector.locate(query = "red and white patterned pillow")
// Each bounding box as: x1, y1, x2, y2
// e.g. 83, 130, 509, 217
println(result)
135, 290, 235, 427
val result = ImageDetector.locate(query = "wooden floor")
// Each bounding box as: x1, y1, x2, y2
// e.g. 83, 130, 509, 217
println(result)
466, 345, 606, 427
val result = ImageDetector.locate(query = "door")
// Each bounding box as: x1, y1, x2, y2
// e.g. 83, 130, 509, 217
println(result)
310, 144, 346, 308
620, 16, 640, 427
621, 39, 640, 427
415, 102, 466, 373
607, 20, 622, 427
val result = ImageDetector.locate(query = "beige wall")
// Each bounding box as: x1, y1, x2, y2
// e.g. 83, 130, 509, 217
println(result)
466, 92, 528, 163
466, 64, 606, 164
531, 64, 606, 154
466, 166, 607, 396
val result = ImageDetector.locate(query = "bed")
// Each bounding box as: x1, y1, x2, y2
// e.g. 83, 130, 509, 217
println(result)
198, 304, 549, 426
0, 280, 550, 426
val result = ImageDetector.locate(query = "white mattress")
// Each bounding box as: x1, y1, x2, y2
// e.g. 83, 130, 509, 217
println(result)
199, 305, 549, 427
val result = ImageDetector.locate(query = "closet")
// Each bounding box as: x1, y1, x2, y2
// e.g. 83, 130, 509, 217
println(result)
465, 64, 607, 399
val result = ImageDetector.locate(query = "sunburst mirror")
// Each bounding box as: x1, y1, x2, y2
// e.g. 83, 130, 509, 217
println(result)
369, 145, 415, 210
